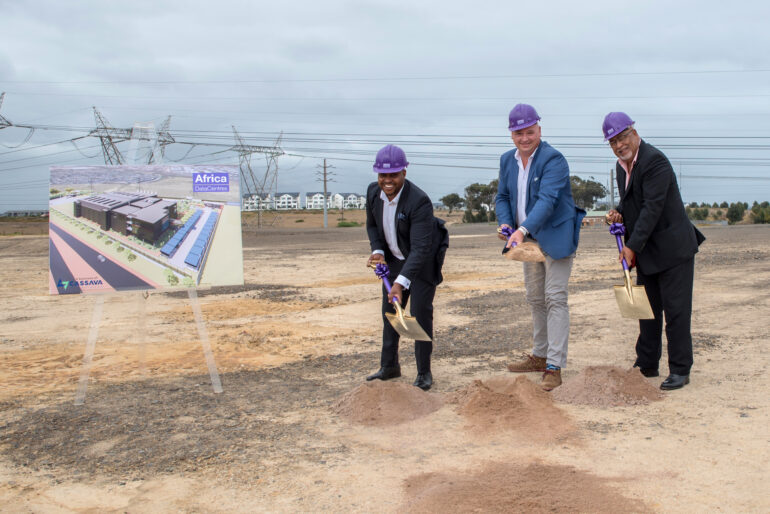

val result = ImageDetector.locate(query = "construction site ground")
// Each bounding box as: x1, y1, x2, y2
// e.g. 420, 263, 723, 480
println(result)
0, 216, 767, 512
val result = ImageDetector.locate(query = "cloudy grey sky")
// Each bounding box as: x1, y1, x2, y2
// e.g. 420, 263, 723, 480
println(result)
1, 0, 769, 213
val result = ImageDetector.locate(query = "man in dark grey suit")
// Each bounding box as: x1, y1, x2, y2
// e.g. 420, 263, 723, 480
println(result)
365, 144, 449, 391
603, 112, 705, 390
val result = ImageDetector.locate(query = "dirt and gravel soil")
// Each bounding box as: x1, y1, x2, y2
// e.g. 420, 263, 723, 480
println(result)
0, 218, 768, 512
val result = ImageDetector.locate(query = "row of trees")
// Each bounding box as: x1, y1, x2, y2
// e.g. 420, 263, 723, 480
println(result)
440, 176, 609, 223
686, 201, 770, 225
442, 180, 770, 226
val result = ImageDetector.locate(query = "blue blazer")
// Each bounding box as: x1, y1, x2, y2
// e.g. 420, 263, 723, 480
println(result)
495, 141, 585, 260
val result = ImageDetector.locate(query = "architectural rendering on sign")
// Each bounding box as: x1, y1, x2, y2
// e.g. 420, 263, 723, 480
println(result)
49, 165, 243, 294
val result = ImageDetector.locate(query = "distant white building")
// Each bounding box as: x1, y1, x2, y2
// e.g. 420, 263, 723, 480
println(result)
305, 192, 331, 210
243, 191, 365, 211
242, 193, 272, 211
274, 192, 300, 210
330, 193, 366, 209
1, 210, 48, 217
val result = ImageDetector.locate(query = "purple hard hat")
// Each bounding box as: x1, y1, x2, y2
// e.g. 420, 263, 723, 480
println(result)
603, 112, 635, 141
373, 144, 409, 174
508, 103, 541, 131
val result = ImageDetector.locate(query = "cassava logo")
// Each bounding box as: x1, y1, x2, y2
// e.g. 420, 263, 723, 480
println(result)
57, 278, 103, 289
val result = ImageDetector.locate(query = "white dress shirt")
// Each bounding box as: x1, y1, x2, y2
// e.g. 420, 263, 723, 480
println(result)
515, 147, 537, 231
373, 187, 411, 289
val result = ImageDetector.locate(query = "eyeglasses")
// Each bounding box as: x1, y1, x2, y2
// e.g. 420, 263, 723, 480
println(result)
608, 128, 635, 148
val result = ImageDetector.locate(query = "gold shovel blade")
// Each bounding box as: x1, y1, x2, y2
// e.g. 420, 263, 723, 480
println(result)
613, 274, 654, 319
385, 303, 432, 341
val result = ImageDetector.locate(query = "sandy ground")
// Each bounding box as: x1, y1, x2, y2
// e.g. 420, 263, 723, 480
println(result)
0, 218, 768, 512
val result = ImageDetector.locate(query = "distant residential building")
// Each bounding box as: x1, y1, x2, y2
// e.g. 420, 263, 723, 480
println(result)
305, 192, 331, 210
582, 210, 609, 227
2, 210, 48, 217
242, 193, 272, 211
329, 193, 366, 209
274, 192, 300, 210
342, 193, 366, 209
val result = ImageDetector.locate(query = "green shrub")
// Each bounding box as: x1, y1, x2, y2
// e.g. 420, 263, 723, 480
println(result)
337, 221, 360, 227
295, 219, 304, 223
726, 203, 746, 225
127, 253, 137, 262
164, 268, 179, 286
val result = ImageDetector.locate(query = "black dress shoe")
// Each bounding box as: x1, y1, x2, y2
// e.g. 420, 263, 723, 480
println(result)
413, 372, 433, 391
366, 365, 401, 381
639, 367, 659, 378
660, 373, 689, 390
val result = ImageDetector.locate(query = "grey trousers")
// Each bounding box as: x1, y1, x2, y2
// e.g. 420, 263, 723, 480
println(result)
523, 252, 574, 368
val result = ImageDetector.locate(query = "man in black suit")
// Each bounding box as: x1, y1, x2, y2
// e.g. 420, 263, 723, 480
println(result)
603, 112, 705, 390
365, 144, 449, 391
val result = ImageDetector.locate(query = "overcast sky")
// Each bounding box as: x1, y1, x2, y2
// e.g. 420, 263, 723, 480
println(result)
1, 0, 769, 212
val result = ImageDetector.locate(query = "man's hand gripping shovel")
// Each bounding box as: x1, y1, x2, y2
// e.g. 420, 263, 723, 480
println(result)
369, 262, 432, 341
497, 226, 546, 262
609, 223, 654, 319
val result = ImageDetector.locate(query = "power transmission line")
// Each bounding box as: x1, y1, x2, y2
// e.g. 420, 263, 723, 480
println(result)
4, 67, 770, 84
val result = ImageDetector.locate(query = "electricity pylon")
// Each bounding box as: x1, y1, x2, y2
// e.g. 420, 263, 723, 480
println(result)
231, 126, 283, 226
150, 115, 175, 164
90, 108, 175, 165
90, 107, 130, 165
0, 92, 11, 130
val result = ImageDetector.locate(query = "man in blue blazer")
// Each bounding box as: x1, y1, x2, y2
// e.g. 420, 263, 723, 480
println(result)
495, 104, 585, 391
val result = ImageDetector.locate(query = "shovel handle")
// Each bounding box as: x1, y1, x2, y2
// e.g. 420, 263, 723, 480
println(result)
614, 234, 631, 271
369, 263, 401, 304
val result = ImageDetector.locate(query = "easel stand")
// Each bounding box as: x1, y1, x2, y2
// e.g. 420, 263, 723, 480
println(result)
74, 289, 223, 405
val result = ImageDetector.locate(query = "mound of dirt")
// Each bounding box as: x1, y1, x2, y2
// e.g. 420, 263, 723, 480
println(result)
450, 376, 573, 440
403, 461, 651, 513
333, 381, 443, 426
552, 366, 663, 407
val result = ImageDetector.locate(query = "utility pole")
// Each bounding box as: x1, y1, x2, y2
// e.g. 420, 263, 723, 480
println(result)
323, 159, 328, 228
316, 159, 335, 228
609, 168, 615, 209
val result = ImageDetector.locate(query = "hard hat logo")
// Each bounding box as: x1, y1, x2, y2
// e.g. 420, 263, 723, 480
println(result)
373, 144, 409, 174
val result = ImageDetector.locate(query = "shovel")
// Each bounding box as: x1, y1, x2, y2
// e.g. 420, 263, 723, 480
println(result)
498, 226, 546, 262
369, 263, 432, 341
609, 223, 654, 319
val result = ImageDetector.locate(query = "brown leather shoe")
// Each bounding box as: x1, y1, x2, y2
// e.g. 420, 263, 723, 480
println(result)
541, 369, 562, 391
507, 354, 547, 373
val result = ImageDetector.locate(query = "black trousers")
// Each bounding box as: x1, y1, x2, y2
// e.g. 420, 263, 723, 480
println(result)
380, 259, 434, 374
635, 256, 695, 375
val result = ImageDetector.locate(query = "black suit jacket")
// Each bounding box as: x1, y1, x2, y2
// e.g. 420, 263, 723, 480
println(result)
617, 140, 705, 275
366, 180, 449, 286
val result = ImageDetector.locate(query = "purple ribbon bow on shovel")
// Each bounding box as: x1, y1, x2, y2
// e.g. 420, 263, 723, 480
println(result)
499, 225, 518, 254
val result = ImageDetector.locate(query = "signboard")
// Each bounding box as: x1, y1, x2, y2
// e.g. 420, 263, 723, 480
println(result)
49, 165, 243, 294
